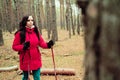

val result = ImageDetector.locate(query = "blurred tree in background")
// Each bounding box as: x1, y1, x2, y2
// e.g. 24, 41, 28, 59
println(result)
77, 0, 120, 80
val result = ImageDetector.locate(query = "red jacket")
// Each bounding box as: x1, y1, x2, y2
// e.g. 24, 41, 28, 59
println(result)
12, 27, 48, 71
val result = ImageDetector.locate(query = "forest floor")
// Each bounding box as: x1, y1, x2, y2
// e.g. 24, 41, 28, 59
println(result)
0, 28, 85, 80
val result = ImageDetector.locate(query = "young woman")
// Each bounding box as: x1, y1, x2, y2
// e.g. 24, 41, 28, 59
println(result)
12, 15, 54, 80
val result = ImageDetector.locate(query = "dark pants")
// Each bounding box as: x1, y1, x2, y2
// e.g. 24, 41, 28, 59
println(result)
22, 68, 40, 80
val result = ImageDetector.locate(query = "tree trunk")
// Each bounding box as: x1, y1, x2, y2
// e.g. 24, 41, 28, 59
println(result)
51, 0, 58, 41
66, 0, 71, 38
17, 0, 24, 22
40, 0, 46, 29
0, 65, 18, 72
0, 2, 4, 46
65, 7, 69, 31
36, 0, 42, 34
77, 13, 80, 35
0, 29, 4, 46
0, 65, 75, 75
45, 0, 51, 39
34, 0, 42, 34
13, 0, 19, 29
81, 0, 120, 80
69, 2, 75, 35
2, 0, 7, 31
27, 0, 32, 14
62, 0, 65, 29
6, 0, 13, 33
60, 0, 65, 29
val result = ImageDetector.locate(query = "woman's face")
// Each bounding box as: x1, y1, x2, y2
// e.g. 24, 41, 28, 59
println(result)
26, 16, 34, 28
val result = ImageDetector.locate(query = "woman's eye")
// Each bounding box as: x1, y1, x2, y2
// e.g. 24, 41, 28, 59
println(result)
27, 20, 33, 21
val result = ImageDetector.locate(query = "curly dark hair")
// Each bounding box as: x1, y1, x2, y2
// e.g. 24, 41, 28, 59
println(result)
15, 15, 40, 44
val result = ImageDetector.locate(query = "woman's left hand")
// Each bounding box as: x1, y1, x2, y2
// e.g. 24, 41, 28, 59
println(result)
47, 40, 54, 48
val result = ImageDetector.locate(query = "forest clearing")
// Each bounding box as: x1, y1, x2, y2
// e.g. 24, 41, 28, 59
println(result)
0, 29, 85, 80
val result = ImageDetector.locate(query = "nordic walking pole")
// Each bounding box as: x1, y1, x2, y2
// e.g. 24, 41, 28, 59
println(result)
51, 47, 57, 80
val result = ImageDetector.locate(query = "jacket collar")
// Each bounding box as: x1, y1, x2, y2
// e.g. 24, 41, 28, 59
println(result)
26, 27, 35, 33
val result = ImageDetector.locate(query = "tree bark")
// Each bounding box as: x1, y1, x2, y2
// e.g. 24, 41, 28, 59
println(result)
60, 0, 65, 29
13, 0, 19, 29
45, 0, 51, 39
77, 13, 80, 35
78, 0, 120, 80
70, 3, 75, 35
36, 0, 42, 34
0, 29, 4, 46
41, 68, 75, 75
51, 0, 58, 41
0, 1, 4, 46
40, 0, 46, 29
6, 0, 13, 33
66, 0, 71, 38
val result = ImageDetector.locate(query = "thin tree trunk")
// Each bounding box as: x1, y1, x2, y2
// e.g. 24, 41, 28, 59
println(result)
0, 29, 4, 46
62, 0, 65, 29
2, 0, 7, 31
77, 13, 80, 35
40, 0, 46, 29
66, 0, 71, 38
69, 2, 75, 35
60, 0, 64, 29
51, 0, 58, 41
36, 0, 42, 34
6, 0, 13, 33
13, 0, 19, 29
18, 1, 24, 21
28, 0, 32, 14
0, 1, 4, 46
65, 8, 69, 31
45, 0, 51, 39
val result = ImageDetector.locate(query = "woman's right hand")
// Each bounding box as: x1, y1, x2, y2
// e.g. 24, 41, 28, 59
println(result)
23, 41, 30, 50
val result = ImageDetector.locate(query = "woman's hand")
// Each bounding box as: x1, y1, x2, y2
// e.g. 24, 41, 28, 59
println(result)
23, 41, 30, 50
47, 40, 54, 48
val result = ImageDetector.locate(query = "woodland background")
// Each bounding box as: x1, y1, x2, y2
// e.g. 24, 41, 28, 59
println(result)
0, 0, 82, 45
0, 0, 120, 80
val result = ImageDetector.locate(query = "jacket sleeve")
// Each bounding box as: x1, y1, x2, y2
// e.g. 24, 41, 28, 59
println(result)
12, 32, 24, 51
39, 34, 48, 49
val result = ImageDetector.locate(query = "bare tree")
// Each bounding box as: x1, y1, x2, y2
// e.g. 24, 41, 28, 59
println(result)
60, 0, 65, 29
51, 0, 58, 41
77, 11, 80, 35
66, 0, 71, 38
40, 0, 46, 29
13, 0, 19, 29
45, 0, 51, 39
69, 0, 75, 35
6, 0, 13, 33
0, 29, 4, 46
65, 1, 69, 31
36, 0, 42, 34
0, 0, 4, 46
